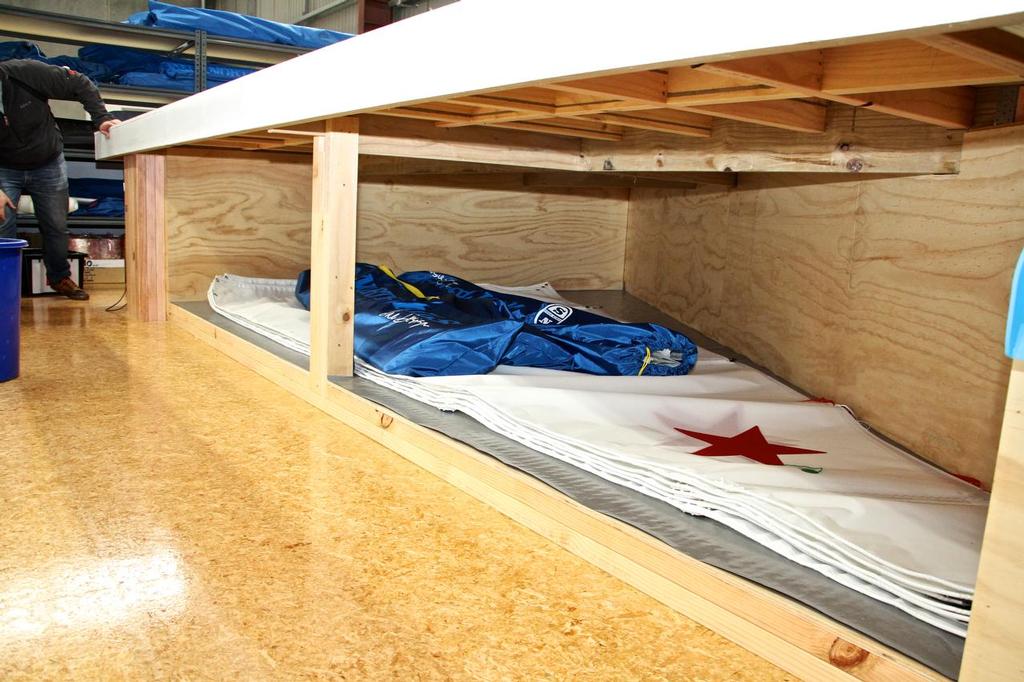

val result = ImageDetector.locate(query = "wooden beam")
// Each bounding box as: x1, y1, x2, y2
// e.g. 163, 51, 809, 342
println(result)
357, 158, 736, 187
523, 172, 697, 189
376, 106, 477, 124
860, 87, 977, 129
124, 153, 167, 322
358, 172, 529, 188
437, 98, 665, 127
918, 28, 1024, 76
453, 94, 558, 114
698, 53, 865, 110
700, 51, 826, 94
580, 109, 714, 137
435, 108, 550, 127
309, 119, 359, 388
252, 137, 318, 151
630, 171, 737, 187
822, 40, 1018, 93
666, 67, 801, 106
960, 360, 1024, 681
357, 116, 588, 171
546, 71, 667, 103
357, 156, 530, 176
486, 120, 624, 141
700, 48, 984, 127
583, 106, 963, 174
174, 138, 270, 151
440, 92, 667, 127
554, 98, 655, 115
686, 100, 828, 133
359, 171, 698, 189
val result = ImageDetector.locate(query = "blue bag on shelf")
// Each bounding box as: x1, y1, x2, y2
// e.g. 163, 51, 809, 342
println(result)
78, 45, 254, 92
125, 0, 353, 50
295, 264, 698, 378
0, 40, 45, 61
69, 178, 125, 218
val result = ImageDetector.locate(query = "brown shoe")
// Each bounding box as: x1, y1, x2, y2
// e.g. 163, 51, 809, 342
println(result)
50, 277, 89, 301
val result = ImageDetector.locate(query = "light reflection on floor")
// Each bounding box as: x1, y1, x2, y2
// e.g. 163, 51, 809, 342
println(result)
0, 290, 791, 680
1, 550, 187, 641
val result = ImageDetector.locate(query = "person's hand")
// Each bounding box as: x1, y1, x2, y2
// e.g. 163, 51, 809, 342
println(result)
0, 191, 13, 220
98, 119, 121, 138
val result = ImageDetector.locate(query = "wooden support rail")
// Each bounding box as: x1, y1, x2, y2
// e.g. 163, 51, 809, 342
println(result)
309, 119, 360, 388
124, 153, 167, 322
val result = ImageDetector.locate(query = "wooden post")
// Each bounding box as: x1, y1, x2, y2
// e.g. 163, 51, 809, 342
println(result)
960, 359, 1024, 680
123, 152, 167, 322
309, 118, 359, 392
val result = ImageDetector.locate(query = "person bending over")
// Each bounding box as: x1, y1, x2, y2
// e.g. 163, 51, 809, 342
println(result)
0, 59, 120, 300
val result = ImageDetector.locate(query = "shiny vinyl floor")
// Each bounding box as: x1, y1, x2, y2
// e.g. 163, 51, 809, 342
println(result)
0, 292, 791, 680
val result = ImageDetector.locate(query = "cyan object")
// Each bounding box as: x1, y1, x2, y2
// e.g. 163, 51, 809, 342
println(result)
1006, 248, 1024, 359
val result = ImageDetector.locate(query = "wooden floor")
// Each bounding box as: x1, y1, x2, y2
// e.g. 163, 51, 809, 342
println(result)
0, 290, 792, 680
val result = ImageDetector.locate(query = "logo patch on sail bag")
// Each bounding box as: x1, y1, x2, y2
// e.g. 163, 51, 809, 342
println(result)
533, 304, 573, 325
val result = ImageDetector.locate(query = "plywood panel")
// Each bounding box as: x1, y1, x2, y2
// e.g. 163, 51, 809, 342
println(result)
357, 181, 628, 289
625, 124, 1024, 485
623, 187, 730, 333
165, 150, 628, 300
728, 179, 861, 398
842, 127, 1024, 484
165, 149, 314, 300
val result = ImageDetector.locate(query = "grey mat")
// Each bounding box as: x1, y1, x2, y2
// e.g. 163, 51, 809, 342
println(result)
176, 300, 310, 370
175, 299, 964, 678
337, 377, 963, 679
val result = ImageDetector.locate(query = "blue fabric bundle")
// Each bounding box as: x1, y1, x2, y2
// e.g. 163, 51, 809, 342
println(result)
44, 55, 114, 83
296, 264, 698, 377
69, 178, 125, 218
126, 0, 353, 50
0, 41, 45, 61
0, 41, 255, 93
78, 45, 164, 78
160, 60, 253, 83
78, 45, 255, 92
0, 41, 114, 82
71, 197, 125, 218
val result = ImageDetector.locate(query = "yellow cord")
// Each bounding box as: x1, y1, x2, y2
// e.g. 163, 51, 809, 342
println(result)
379, 264, 437, 300
638, 346, 652, 376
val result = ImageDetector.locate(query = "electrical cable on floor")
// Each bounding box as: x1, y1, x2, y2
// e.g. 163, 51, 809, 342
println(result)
105, 286, 127, 312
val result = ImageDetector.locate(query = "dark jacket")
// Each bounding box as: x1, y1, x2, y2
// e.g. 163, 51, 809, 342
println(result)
0, 59, 113, 170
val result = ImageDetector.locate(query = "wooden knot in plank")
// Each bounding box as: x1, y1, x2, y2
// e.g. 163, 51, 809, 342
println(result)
828, 638, 869, 670
377, 411, 394, 429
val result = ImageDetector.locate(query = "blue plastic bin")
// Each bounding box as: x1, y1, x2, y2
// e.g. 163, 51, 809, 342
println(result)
0, 238, 28, 382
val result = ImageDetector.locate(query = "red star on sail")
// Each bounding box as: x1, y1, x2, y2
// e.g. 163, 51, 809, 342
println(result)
674, 425, 825, 466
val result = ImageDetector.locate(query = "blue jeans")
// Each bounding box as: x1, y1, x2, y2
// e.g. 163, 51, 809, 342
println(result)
0, 154, 71, 283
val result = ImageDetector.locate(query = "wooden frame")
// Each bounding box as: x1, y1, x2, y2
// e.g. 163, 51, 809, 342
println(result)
96, 2, 1024, 158
109, 4, 1024, 680
166, 302, 944, 682
309, 119, 360, 388
123, 153, 166, 323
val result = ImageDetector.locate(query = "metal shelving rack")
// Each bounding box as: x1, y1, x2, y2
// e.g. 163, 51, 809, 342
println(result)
0, 4, 310, 68
0, 3, 313, 105
0, 3, 313, 234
